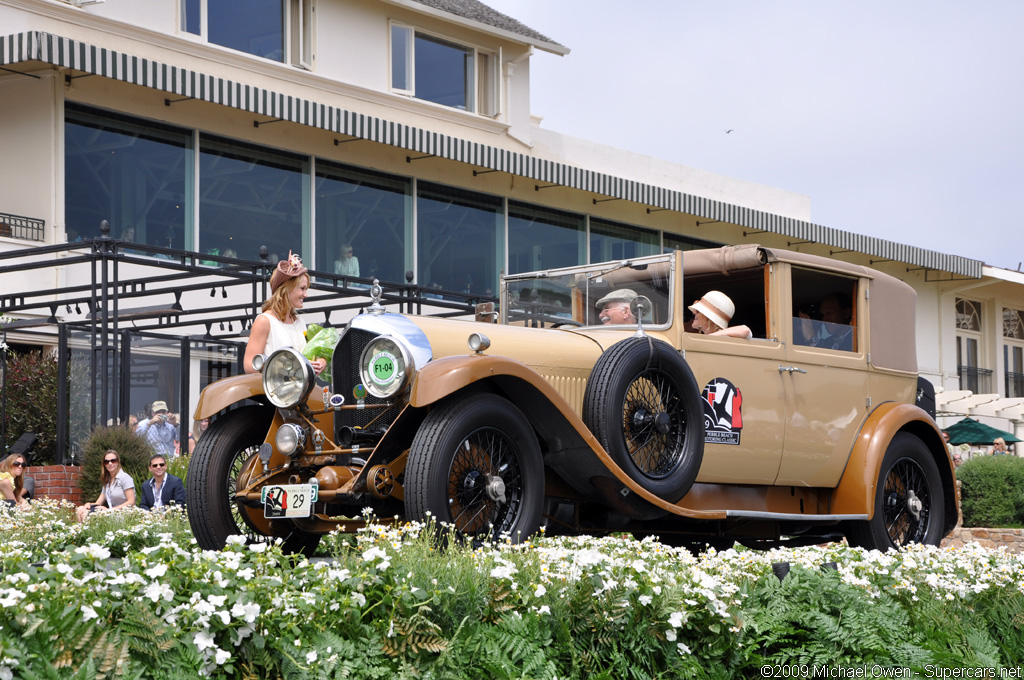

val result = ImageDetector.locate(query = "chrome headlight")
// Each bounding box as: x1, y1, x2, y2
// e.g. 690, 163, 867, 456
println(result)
359, 335, 411, 398
275, 423, 306, 456
262, 347, 315, 409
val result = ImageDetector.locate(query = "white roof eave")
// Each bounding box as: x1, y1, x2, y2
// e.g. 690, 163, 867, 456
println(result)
378, 0, 570, 55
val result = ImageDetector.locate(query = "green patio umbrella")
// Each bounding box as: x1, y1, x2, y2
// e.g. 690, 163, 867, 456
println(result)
943, 417, 1022, 446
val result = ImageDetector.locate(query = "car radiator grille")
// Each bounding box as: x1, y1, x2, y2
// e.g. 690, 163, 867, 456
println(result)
332, 328, 405, 441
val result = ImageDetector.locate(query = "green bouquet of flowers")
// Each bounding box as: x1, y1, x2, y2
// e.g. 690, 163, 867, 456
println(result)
302, 323, 340, 382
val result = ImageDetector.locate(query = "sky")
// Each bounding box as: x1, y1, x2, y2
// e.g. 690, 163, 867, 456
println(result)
482, 1, 1024, 270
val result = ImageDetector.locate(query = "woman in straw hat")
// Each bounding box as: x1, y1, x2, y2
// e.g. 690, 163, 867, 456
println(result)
688, 291, 752, 339
243, 251, 327, 375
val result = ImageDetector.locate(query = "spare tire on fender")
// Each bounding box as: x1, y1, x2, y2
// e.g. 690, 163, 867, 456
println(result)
582, 337, 704, 501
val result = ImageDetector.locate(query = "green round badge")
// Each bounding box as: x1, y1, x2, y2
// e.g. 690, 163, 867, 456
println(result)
353, 384, 367, 400
369, 351, 398, 386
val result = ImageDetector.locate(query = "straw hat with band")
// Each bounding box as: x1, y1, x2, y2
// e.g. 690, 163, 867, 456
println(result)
688, 291, 735, 331
269, 251, 308, 293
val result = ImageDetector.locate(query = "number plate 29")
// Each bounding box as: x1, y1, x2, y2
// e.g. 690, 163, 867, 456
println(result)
261, 483, 318, 519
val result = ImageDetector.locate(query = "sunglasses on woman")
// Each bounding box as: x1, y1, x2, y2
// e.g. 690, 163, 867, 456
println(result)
11, 462, 24, 468
104, 458, 119, 464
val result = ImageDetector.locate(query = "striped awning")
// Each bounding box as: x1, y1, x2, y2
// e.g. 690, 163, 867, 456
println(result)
1, 30, 982, 278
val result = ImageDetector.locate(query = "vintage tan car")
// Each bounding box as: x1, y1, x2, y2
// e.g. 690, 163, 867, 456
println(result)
187, 244, 957, 554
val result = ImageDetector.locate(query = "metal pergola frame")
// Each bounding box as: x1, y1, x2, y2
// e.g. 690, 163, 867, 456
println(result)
0, 223, 490, 462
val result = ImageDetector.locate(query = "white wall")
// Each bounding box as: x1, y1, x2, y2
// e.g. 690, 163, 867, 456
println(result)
0, 73, 58, 232
0, 70, 68, 297
77, 0, 176, 34
322, 0, 388, 91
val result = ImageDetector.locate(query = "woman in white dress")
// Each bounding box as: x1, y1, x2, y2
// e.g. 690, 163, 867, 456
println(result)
243, 251, 327, 375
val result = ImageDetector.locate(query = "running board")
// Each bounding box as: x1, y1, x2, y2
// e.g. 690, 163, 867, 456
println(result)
725, 510, 868, 521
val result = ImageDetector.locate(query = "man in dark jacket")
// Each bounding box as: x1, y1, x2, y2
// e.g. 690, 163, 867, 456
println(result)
139, 454, 186, 511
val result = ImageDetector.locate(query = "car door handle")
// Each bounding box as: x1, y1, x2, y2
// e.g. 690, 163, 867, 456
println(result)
778, 365, 808, 374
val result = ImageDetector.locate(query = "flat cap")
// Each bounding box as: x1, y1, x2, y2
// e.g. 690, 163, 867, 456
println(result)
596, 288, 638, 308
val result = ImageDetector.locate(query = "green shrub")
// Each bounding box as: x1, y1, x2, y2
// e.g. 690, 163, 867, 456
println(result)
1, 349, 59, 464
77, 426, 155, 503
167, 454, 189, 486
958, 455, 1024, 527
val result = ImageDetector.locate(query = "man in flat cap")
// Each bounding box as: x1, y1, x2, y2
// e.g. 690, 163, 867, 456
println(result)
596, 289, 638, 325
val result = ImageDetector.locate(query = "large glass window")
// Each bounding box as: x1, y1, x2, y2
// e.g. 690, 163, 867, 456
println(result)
199, 136, 307, 263
589, 218, 660, 263
417, 182, 502, 296
182, 0, 312, 66
391, 25, 499, 116
315, 162, 410, 284
65, 104, 192, 248
507, 202, 584, 274
664, 232, 722, 253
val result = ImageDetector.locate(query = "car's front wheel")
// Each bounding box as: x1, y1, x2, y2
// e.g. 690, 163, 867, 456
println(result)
846, 433, 944, 550
405, 393, 544, 543
187, 405, 321, 555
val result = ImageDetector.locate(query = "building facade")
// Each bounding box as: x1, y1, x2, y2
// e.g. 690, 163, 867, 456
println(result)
1, 0, 1022, 448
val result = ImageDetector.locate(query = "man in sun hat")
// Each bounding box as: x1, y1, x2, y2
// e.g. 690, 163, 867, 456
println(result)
596, 288, 638, 325
688, 291, 752, 339
135, 400, 180, 460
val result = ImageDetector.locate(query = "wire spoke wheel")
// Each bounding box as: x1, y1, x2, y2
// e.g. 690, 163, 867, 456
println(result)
406, 394, 543, 544
846, 432, 945, 550
188, 405, 321, 554
583, 338, 704, 500
882, 458, 931, 545
621, 372, 686, 479
446, 428, 524, 537
229, 445, 266, 541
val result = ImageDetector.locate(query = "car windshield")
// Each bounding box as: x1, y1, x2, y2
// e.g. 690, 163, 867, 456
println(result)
501, 254, 674, 328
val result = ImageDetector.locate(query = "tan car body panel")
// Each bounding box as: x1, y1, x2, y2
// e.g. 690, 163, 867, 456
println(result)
195, 373, 265, 420
194, 372, 327, 421
831, 401, 954, 517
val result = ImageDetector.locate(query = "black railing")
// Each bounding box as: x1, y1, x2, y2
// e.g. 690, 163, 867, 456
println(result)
0, 227, 496, 463
1007, 371, 1024, 398
0, 212, 45, 242
958, 365, 993, 394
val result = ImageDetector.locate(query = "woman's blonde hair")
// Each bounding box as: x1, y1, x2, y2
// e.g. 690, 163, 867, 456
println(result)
100, 449, 121, 487
0, 455, 25, 497
262, 272, 308, 322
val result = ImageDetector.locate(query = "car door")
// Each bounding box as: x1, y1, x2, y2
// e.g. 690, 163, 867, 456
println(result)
682, 262, 788, 485
687, 336, 788, 485
776, 266, 870, 487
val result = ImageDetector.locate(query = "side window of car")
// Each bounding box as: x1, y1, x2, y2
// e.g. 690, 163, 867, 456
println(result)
791, 269, 858, 352
683, 266, 768, 338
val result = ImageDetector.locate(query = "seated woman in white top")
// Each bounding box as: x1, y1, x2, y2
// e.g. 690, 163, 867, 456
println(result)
243, 251, 327, 375
688, 291, 753, 339
333, 243, 360, 278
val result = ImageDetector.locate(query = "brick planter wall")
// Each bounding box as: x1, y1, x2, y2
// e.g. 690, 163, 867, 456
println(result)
30, 465, 84, 506
942, 527, 1024, 553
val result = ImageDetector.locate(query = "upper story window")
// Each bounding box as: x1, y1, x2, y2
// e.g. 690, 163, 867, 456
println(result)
1004, 308, 1024, 397
956, 298, 990, 393
390, 23, 501, 117
181, 0, 313, 68
956, 298, 982, 332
